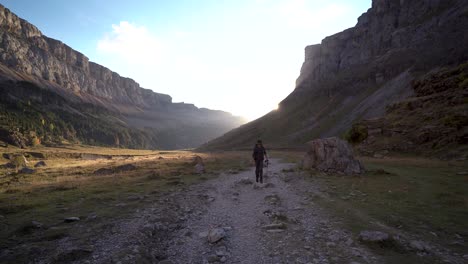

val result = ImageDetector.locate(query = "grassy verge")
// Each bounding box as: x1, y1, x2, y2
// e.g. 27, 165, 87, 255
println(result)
298, 156, 468, 263
0, 145, 250, 258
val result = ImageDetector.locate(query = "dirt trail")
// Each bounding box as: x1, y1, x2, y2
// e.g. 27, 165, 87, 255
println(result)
162, 159, 380, 264
70, 159, 381, 264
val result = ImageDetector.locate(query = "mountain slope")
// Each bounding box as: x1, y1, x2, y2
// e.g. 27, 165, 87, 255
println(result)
200, 0, 468, 151
0, 5, 244, 149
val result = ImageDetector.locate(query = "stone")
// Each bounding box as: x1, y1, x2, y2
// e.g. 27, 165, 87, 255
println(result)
238, 177, 253, 185
262, 223, 287, 230
31, 220, 43, 229
194, 163, 205, 174
64, 217, 80, 223
1, 162, 15, 169
373, 153, 384, 159
198, 231, 208, 238
34, 161, 47, 167
253, 183, 264, 189
358, 231, 391, 243
266, 229, 285, 233
207, 228, 226, 243
207, 255, 219, 263
409, 240, 431, 252
19, 167, 35, 174
301, 137, 364, 175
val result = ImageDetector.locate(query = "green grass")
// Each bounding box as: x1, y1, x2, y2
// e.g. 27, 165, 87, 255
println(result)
302, 156, 468, 263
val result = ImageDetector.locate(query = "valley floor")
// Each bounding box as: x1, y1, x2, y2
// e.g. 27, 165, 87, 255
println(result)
0, 148, 466, 264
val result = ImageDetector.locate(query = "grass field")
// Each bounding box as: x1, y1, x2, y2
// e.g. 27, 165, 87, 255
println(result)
1, 145, 467, 263
0, 144, 251, 256
299, 155, 468, 262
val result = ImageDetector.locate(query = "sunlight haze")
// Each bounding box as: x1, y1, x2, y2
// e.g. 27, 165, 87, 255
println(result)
1, 0, 371, 121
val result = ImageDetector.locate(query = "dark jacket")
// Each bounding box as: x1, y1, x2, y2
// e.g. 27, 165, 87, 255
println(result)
252, 145, 267, 161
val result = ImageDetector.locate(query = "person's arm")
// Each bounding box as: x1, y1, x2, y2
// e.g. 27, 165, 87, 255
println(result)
252, 148, 256, 160
263, 147, 268, 160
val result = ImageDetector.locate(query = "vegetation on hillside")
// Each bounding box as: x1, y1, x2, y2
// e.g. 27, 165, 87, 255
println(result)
356, 62, 468, 158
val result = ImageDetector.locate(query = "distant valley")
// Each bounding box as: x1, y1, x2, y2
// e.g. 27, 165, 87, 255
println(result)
202, 0, 468, 159
0, 4, 244, 149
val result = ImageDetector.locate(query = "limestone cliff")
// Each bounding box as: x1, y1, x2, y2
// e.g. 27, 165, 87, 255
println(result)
0, 4, 171, 108
0, 4, 244, 149
201, 0, 468, 151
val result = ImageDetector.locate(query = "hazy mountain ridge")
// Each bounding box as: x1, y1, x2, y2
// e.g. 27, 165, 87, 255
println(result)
200, 0, 468, 153
0, 4, 244, 149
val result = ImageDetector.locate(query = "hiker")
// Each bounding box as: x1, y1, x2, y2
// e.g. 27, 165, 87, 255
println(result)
252, 140, 268, 183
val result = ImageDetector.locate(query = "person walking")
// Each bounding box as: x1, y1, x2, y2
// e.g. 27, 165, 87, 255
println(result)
252, 140, 268, 183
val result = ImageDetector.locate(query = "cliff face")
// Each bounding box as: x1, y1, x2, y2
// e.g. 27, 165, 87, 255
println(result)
0, 5, 171, 108
0, 4, 244, 149
201, 0, 468, 151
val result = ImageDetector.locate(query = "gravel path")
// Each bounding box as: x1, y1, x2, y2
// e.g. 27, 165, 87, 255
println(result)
163, 159, 380, 264
57, 159, 381, 264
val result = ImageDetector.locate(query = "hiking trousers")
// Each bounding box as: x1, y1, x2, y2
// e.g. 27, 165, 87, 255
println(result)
255, 159, 263, 183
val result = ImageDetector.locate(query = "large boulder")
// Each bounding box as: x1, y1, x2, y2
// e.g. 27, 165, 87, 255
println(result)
302, 137, 364, 175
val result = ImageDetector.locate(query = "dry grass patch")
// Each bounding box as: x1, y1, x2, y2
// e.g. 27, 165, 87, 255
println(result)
0, 146, 251, 253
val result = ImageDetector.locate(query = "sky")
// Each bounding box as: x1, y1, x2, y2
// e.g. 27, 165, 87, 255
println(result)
1, 0, 371, 121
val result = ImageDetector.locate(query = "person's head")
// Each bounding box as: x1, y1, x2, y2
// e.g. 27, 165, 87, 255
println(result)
256, 140, 262, 146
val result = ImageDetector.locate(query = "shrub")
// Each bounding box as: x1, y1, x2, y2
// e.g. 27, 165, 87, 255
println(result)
345, 124, 368, 144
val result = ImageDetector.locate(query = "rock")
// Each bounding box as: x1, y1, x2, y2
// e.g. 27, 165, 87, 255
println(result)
127, 195, 142, 201
358, 230, 391, 243
409, 240, 431, 252
192, 156, 205, 174
31, 221, 43, 229
19, 167, 35, 174
193, 155, 204, 165
198, 231, 208, 238
262, 223, 287, 230
194, 163, 205, 174
238, 177, 253, 185
456, 171, 468, 175
264, 182, 275, 188
326, 242, 336, 247
253, 183, 264, 189
64, 217, 80, 223
373, 153, 384, 159
301, 137, 364, 175
158, 260, 173, 264
94, 168, 114, 175
207, 228, 226, 243
266, 229, 285, 233
115, 164, 137, 172
207, 255, 219, 263
1, 162, 15, 169
34, 161, 47, 167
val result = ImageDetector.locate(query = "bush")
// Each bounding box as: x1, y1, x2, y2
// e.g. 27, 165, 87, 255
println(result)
345, 124, 368, 144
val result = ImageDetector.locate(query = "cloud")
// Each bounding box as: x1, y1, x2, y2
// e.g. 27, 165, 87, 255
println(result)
97, 21, 163, 65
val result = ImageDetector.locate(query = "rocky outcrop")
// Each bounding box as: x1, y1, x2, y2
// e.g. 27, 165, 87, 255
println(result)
301, 137, 364, 175
356, 63, 468, 159
296, 0, 468, 88
0, 5, 172, 108
201, 0, 468, 151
